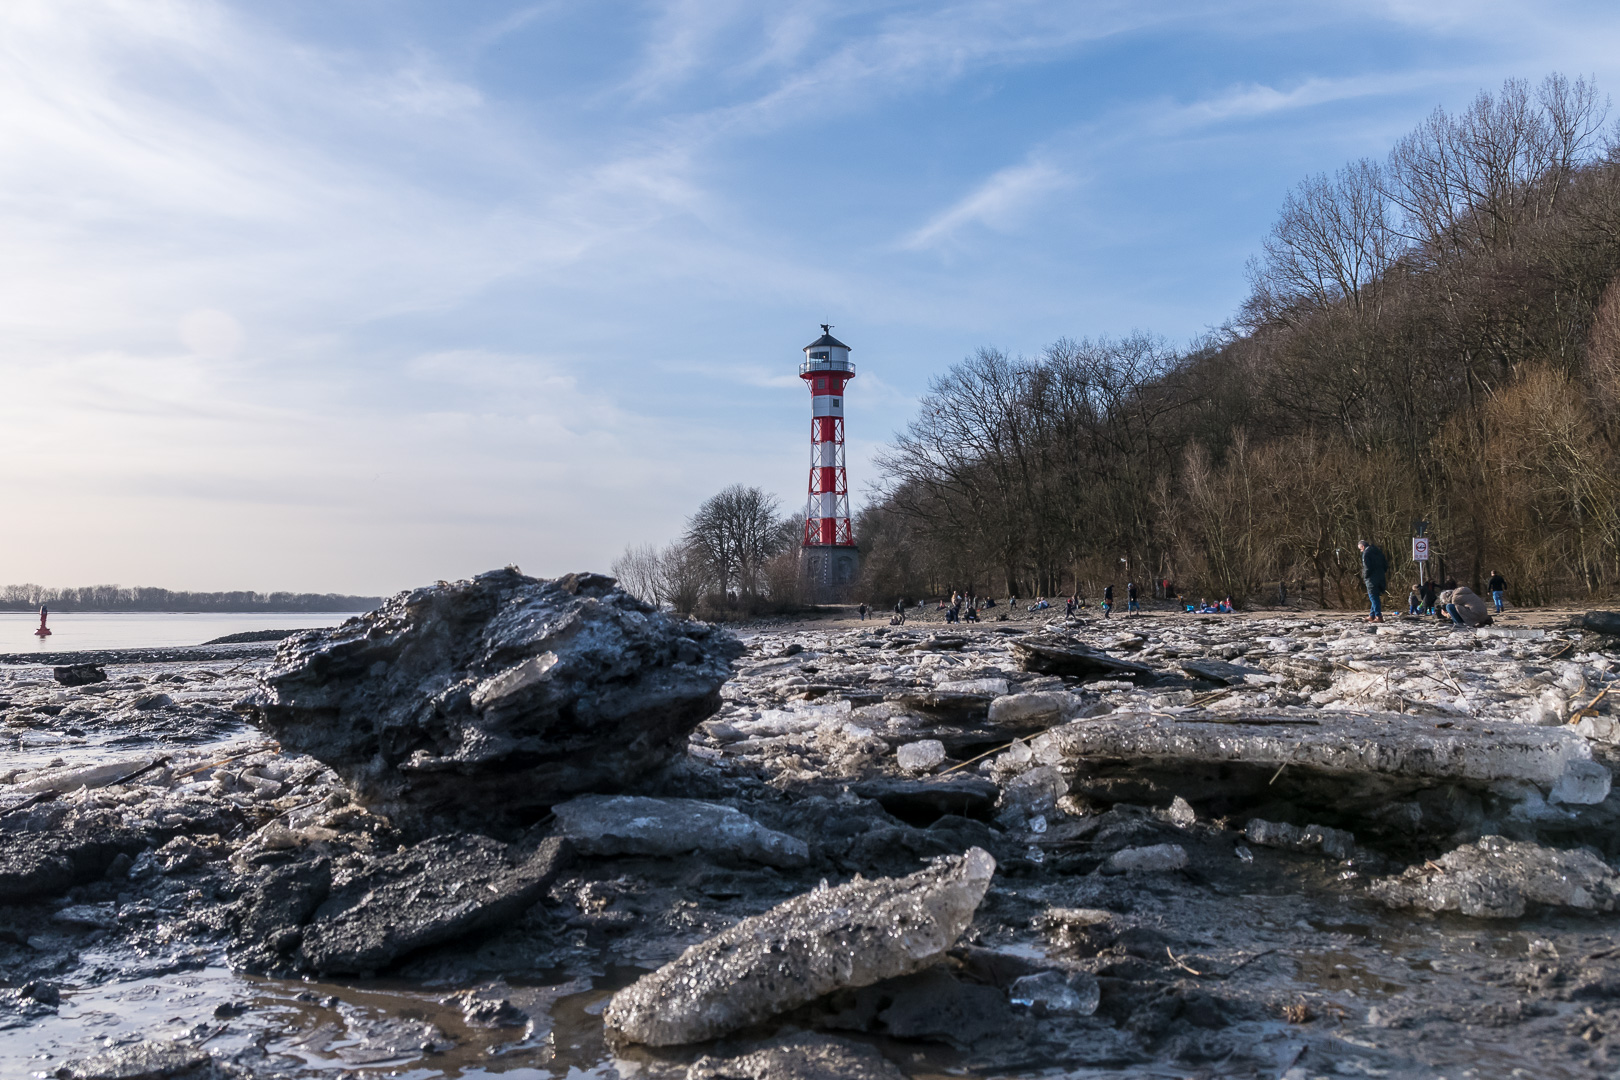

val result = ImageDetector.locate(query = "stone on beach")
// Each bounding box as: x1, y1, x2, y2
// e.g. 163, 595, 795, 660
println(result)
52, 663, 107, 687
552, 795, 809, 868
604, 847, 996, 1045
240, 569, 742, 832
1372, 836, 1620, 918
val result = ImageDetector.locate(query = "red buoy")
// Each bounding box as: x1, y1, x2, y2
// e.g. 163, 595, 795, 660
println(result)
35, 606, 51, 638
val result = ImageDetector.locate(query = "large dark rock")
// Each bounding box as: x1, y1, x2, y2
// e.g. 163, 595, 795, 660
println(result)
241, 569, 741, 832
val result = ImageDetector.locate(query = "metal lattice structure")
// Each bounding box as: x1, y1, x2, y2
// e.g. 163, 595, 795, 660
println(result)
800, 325, 856, 549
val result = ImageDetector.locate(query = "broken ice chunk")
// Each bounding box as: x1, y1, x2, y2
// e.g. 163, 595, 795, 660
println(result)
1372, 836, 1620, 918
896, 740, 947, 773
553, 795, 810, 868
604, 848, 996, 1045
1106, 844, 1189, 872
1549, 760, 1612, 805
1008, 970, 1100, 1015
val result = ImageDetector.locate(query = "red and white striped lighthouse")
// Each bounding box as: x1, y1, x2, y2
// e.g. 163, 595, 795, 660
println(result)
801, 325, 856, 548
798, 325, 861, 601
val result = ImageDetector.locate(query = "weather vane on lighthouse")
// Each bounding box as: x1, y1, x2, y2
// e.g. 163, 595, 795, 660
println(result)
799, 324, 859, 601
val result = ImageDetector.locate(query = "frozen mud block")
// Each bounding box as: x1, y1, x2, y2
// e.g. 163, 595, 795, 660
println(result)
240, 569, 742, 833
1029, 711, 1604, 794
552, 795, 810, 868
296, 835, 569, 975
1372, 836, 1620, 918
1245, 819, 1354, 860
1179, 658, 1267, 685
604, 847, 996, 1046
1580, 611, 1620, 636
1012, 638, 1156, 681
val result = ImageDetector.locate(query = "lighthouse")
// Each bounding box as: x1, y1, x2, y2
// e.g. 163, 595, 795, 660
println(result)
799, 325, 860, 601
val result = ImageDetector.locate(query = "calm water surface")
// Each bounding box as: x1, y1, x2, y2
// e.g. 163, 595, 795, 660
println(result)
0, 611, 355, 653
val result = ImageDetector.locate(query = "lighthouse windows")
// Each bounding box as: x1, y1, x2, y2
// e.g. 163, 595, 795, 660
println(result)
815, 377, 827, 391
810, 350, 829, 360
833, 399, 840, 407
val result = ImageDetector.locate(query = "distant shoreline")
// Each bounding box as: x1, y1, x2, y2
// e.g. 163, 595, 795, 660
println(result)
0, 608, 371, 615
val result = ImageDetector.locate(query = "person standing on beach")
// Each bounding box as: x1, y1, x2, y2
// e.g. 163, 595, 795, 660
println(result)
1102, 584, 1114, 618
1358, 539, 1388, 623
1487, 570, 1507, 614
1127, 581, 1140, 615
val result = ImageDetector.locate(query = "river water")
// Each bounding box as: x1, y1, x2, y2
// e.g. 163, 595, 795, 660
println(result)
0, 612, 354, 654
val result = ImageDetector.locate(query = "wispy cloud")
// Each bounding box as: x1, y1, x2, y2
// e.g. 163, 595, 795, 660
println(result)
5, 0, 1620, 591
903, 160, 1071, 250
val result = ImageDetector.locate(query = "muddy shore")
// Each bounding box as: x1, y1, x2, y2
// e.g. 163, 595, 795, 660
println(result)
3, 601, 1619, 1079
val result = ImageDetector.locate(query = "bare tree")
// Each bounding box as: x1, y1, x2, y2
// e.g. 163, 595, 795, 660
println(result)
1247, 158, 1396, 324
610, 543, 663, 606
685, 485, 789, 598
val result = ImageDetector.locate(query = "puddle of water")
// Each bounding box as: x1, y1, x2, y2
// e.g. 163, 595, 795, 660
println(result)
4, 965, 659, 1079
1291, 949, 1410, 999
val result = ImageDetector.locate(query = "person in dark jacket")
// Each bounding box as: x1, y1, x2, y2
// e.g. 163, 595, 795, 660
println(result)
1487, 571, 1507, 614
1102, 584, 1114, 618
1358, 539, 1388, 622
1126, 581, 1140, 614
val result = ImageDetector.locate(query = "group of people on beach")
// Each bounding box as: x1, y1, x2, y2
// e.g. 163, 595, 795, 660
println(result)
857, 546, 1512, 628
1358, 539, 1507, 628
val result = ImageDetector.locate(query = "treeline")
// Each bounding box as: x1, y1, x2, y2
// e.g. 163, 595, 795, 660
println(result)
0, 584, 383, 613
613, 484, 804, 618
860, 74, 1620, 609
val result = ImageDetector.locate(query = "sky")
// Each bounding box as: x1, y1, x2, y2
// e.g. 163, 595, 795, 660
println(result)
2, 0, 1619, 595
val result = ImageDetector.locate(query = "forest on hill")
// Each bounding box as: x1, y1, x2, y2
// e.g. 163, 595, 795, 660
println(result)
857, 74, 1620, 609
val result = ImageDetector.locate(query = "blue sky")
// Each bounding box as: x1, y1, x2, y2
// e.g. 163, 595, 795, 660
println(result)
2, 0, 1618, 593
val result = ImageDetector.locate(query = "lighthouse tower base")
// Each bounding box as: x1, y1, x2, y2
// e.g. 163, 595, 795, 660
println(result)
800, 545, 861, 605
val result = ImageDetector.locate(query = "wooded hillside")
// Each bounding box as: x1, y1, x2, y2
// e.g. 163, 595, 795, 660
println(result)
860, 75, 1620, 609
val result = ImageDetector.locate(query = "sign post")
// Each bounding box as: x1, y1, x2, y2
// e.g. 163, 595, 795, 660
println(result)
1412, 536, 1430, 593
1411, 520, 1431, 599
